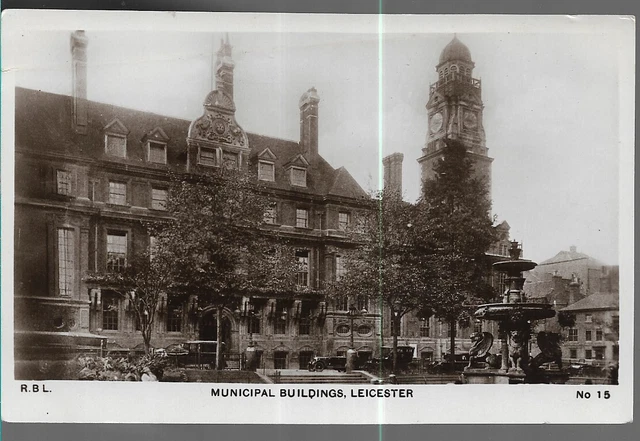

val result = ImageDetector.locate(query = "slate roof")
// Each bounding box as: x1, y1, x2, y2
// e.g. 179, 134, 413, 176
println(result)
15, 87, 367, 199
537, 248, 605, 268
560, 293, 619, 312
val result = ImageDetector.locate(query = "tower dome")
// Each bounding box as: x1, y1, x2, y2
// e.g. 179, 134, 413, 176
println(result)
439, 35, 472, 64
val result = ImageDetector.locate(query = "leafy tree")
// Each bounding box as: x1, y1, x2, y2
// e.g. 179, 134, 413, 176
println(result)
417, 139, 498, 366
84, 240, 174, 353
557, 310, 577, 329
157, 166, 298, 369
333, 189, 437, 373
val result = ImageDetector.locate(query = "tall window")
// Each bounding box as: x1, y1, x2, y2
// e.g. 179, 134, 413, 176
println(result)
199, 147, 218, 167
296, 209, 309, 228
594, 347, 605, 360
568, 328, 578, 342
298, 301, 312, 335
570, 348, 577, 359
335, 255, 346, 280
102, 292, 119, 330
336, 296, 348, 312
274, 301, 288, 335
585, 330, 592, 341
356, 294, 369, 312
107, 232, 127, 272
296, 250, 309, 287
148, 141, 167, 164
473, 320, 483, 334
151, 188, 168, 210
290, 167, 307, 187
56, 170, 73, 196
420, 319, 430, 337
57, 228, 75, 296
263, 202, 277, 224
258, 161, 275, 181
108, 181, 127, 205
166, 300, 182, 333
338, 212, 350, 231
105, 134, 126, 158
249, 313, 261, 335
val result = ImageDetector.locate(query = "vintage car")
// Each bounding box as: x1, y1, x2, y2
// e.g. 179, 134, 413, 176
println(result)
426, 353, 471, 373
308, 355, 347, 372
364, 346, 415, 372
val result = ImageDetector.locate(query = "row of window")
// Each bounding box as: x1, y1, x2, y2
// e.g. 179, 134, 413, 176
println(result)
100, 293, 184, 332
106, 135, 168, 164
56, 170, 169, 210
264, 205, 351, 231
567, 328, 604, 342
568, 347, 606, 361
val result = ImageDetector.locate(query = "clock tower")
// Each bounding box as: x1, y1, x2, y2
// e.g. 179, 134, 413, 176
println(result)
418, 35, 493, 199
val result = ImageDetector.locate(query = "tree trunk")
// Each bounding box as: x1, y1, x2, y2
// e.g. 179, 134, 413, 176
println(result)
392, 313, 398, 374
215, 306, 223, 370
449, 318, 456, 371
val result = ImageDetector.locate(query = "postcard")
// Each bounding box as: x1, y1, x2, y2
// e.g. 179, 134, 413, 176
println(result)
1, 10, 634, 424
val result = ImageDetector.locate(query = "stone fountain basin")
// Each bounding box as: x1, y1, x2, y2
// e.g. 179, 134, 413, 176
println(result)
492, 259, 537, 273
474, 303, 555, 321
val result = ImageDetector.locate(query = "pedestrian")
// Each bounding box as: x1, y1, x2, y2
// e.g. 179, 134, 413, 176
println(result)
141, 367, 158, 382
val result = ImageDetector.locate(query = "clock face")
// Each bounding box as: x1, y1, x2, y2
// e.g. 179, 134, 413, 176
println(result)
430, 112, 443, 133
463, 111, 478, 129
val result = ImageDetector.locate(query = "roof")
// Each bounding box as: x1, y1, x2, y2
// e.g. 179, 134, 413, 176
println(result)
15, 87, 367, 200
537, 247, 605, 268
560, 293, 619, 312
439, 35, 472, 65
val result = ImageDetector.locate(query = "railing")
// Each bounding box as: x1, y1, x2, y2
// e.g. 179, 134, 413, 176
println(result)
430, 73, 481, 94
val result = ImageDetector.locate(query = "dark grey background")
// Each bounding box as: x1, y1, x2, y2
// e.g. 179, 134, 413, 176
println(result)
1, 0, 637, 440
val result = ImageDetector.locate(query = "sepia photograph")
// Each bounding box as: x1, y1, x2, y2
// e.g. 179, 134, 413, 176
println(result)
1, 11, 634, 424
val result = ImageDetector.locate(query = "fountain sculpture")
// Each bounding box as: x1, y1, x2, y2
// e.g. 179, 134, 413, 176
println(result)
463, 241, 568, 384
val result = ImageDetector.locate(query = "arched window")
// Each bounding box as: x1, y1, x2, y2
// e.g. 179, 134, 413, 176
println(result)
466, 67, 471, 76
451, 65, 458, 73
439, 70, 444, 79
444, 67, 449, 76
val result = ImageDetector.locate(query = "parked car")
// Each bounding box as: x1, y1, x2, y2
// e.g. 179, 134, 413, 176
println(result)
365, 346, 415, 372
426, 353, 471, 373
308, 356, 347, 372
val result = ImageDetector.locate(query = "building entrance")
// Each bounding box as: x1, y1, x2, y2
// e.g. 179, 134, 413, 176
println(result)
199, 310, 232, 345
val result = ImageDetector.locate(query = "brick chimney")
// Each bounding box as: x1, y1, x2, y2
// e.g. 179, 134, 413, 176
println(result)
299, 87, 320, 160
383, 152, 404, 195
568, 273, 580, 305
215, 34, 235, 100
70, 30, 88, 134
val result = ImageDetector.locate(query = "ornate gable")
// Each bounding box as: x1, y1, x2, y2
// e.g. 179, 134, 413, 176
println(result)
188, 90, 248, 150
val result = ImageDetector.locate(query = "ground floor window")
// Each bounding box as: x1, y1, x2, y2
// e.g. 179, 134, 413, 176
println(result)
594, 347, 605, 361
102, 292, 120, 330
585, 349, 593, 359
299, 351, 314, 369
274, 351, 288, 369
569, 348, 577, 359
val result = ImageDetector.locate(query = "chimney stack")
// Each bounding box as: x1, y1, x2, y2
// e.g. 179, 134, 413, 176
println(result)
383, 152, 404, 195
299, 87, 320, 160
568, 273, 581, 305
215, 34, 235, 100
70, 30, 88, 134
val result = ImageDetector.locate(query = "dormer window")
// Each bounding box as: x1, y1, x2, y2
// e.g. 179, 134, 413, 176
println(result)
105, 134, 126, 158
258, 160, 275, 181
148, 141, 167, 164
199, 147, 219, 167
290, 167, 307, 187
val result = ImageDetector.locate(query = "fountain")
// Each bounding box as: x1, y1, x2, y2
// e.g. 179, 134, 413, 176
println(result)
463, 241, 568, 384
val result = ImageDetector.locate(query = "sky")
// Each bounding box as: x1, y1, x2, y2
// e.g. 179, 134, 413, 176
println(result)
6, 18, 629, 265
